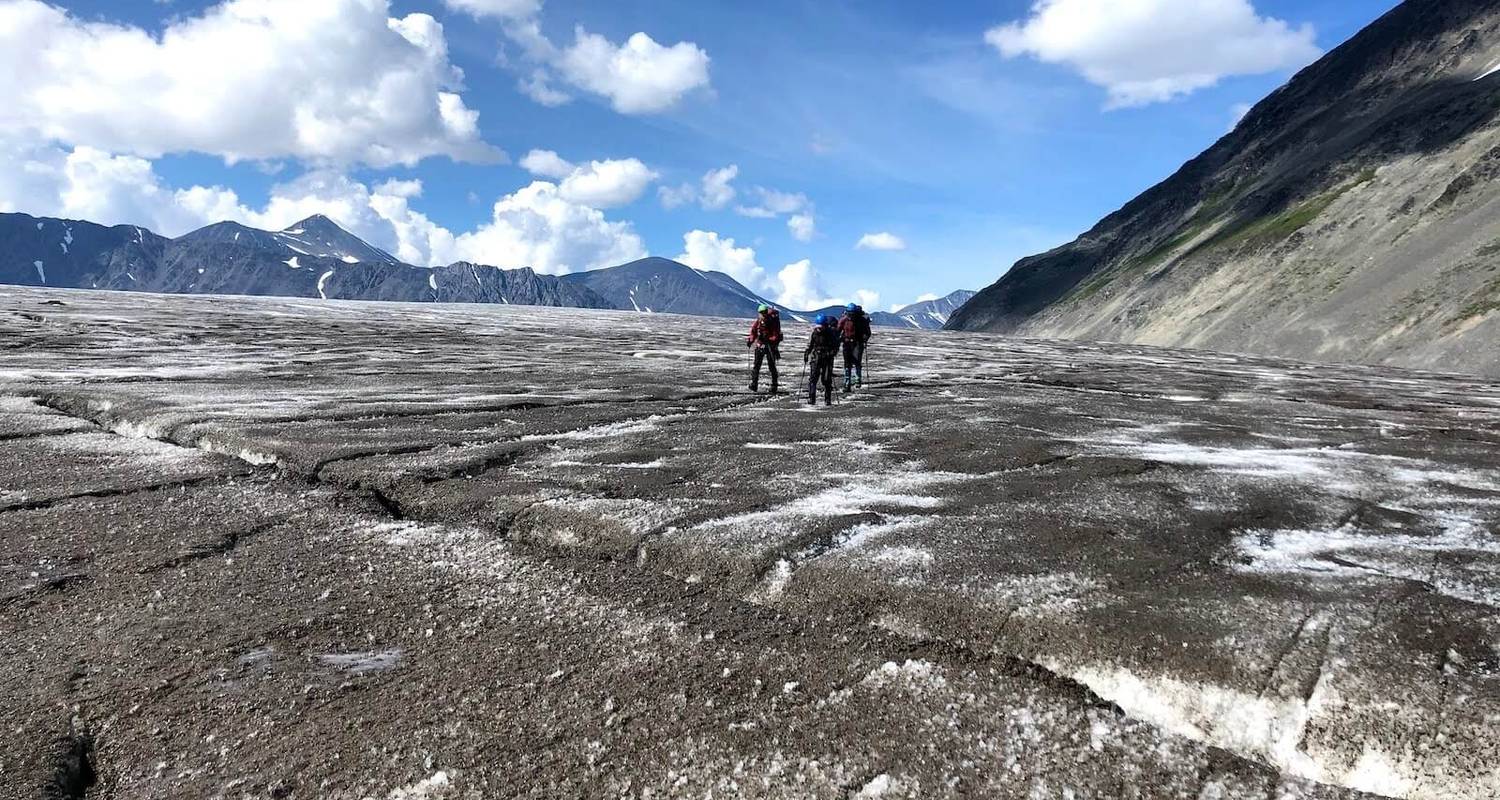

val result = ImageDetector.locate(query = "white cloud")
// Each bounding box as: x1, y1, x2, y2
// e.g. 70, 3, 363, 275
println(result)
776, 259, 839, 311
854, 289, 880, 310
0, 0, 500, 166
518, 69, 572, 106
701, 165, 739, 210
0, 139, 642, 273
738, 187, 810, 218
916, 293, 941, 303
856, 232, 907, 251
657, 183, 696, 210
676, 229, 873, 312
557, 159, 658, 208
442, 0, 539, 19
520, 150, 658, 207
734, 186, 817, 243
451, 181, 645, 273
519, 149, 575, 179
787, 213, 816, 243
677, 229, 767, 291
986, 0, 1321, 108
556, 28, 712, 114
658, 164, 738, 210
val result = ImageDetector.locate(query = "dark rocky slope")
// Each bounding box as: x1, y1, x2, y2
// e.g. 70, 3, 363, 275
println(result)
948, 0, 1500, 377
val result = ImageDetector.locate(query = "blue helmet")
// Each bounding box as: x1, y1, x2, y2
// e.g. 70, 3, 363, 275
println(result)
814, 314, 830, 326
845, 303, 857, 312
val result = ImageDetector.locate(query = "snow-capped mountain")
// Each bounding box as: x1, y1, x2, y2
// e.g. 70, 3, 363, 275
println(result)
891, 291, 976, 329
273, 214, 399, 265
0, 212, 959, 327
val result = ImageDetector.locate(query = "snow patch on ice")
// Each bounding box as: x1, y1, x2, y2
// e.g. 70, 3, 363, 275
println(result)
33, 261, 45, 284
854, 774, 893, 798
385, 770, 451, 799
1233, 510, 1500, 607
523, 417, 661, 442
1050, 660, 1326, 782
284, 256, 301, 270
860, 660, 947, 693
987, 572, 1101, 618
342, 255, 360, 264
1346, 749, 1414, 796
317, 270, 335, 300
428, 273, 438, 292
196, 437, 280, 467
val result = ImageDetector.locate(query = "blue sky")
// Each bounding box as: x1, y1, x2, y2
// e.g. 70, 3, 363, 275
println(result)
1, 0, 1399, 310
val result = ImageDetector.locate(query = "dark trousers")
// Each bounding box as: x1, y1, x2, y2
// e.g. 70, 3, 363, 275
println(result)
808, 354, 835, 404
751, 345, 779, 389
842, 342, 865, 385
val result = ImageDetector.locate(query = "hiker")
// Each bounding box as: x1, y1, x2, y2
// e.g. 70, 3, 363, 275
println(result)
746, 304, 783, 393
838, 303, 873, 392
803, 314, 842, 406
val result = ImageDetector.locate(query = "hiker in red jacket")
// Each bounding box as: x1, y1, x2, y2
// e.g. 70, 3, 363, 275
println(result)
838, 303, 873, 392
746, 304, 783, 393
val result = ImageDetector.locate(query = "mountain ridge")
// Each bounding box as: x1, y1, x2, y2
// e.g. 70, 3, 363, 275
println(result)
0, 212, 968, 328
948, 0, 1500, 377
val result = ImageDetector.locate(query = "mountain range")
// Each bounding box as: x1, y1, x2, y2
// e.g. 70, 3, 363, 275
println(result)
0, 212, 968, 329
948, 0, 1500, 377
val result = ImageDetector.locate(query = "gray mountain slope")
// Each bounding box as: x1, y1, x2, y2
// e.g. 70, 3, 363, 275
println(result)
947, 0, 1500, 377
0, 213, 606, 308
1, 213, 955, 326
559, 257, 770, 318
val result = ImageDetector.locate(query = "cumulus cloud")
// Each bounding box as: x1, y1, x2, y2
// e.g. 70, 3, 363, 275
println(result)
498, 16, 711, 115
519, 149, 575, 179
676, 229, 767, 291
0, 0, 500, 166
557, 29, 712, 114
986, 0, 1321, 108
658, 164, 738, 210
733, 186, 818, 243
787, 213, 816, 243
0, 139, 644, 273
737, 187, 811, 218
701, 165, 739, 210
775, 259, 839, 311
676, 229, 872, 312
519, 149, 658, 207
857, 232, 907, 251
449, 181, 646, 273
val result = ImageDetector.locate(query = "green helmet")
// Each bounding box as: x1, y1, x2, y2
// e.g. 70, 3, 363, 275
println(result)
757, 304, 770, 313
